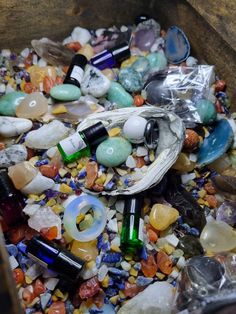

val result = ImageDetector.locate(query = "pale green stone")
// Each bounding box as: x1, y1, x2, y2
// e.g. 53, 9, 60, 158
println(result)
0, 91, 26, 116
196, 99, 217, 124
146, 52, 167, 70
119, 68, 143, 92
107, 82, 134, 108
96, 137, 132, 167
50, 84, 81, 101
131, 56, 150, 75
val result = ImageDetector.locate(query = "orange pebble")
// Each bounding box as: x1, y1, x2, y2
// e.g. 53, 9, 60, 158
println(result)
134, 156, 146, 168
204, 182, 216, 195
43, 75, 55, 94
24, 82, 37, 94
156, 250, 172, 275
148, 229, 158, 243
40, 226, 58, 240
205, 195, 217, 208
215, 80, 226, 92
134, 95, 144, 107
13, 268, 25, 285
141, 255, 158, 278
39, 164, 58, 178
66, 42, 82, 52
48, 301, 66, 314
33, 279, 46, 296
0, 143, 5, 150
183, 129, 199, 151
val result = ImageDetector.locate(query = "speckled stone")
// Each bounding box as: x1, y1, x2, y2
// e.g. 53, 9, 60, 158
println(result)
119, 68, 143, 92
0, 91, 26, 116
131, 57, 150, 76
0, 145, 28, 168
146, 52, 167, 70
96, 137, 132, 167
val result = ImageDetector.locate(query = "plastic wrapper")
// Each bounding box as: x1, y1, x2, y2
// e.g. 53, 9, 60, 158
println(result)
144, 65, 215, 125
174, 253, 236, 314
77, 106, 185, 196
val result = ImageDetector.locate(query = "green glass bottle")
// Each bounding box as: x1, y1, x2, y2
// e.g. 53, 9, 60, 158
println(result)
121, 195, 144, 255
57, 122, 108, 164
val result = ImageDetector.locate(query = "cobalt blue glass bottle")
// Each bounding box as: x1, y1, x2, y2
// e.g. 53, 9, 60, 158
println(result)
90, 42, 130, 70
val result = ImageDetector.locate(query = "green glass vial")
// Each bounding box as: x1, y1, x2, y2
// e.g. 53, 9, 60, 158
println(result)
121, 195, 144, 255
57, 122, 108, 164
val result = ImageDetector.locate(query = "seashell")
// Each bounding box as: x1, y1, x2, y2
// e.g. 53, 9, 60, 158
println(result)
197, 119, 234, 167
77, 106, 185, 195
165, 26, 190, 64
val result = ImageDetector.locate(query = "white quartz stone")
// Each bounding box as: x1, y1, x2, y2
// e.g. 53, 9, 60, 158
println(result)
136, 146, 148, 157
118, 281, 175, 314
0, 116, 32, 137
81, 66, 111, 98
71, 26, 92, 45
126, 155, 136, 168
21, 172, 55, 195
25, 120, 69, 149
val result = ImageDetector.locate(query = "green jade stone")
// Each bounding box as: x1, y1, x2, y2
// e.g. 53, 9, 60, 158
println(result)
0, 91, 26, 116
96, 137, 132, 167
107, 82, 134, 108
131, 56, 150, 75
50, 84, 81, 101
119, 67, 143, 92
196, 99, 217, 124
146, 51, 168, 70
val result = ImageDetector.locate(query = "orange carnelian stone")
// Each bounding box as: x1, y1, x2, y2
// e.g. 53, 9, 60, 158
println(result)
13, 268, 25, 285
43, 75, 55, 94
40, 226, 58, 240
48, 301, 66, 314
33, 279, 46, 296
39, 164, 58, 178
134, 95, 144, 107
156, 250, 173, 275
141, 255, 158, 278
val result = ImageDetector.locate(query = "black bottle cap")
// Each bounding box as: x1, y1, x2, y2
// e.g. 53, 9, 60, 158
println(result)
83, 122, 109, 147
27, 236, 85, 282
135, 14, 152, 25
110, 42, 130, 62
124, 194, 144, 215
63, 54, 88, 87
71, 54, 88, 67
0, 169, 16, 200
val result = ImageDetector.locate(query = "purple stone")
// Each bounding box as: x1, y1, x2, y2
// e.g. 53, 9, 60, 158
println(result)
135, 29, 156, 51
216, 201, 236, 226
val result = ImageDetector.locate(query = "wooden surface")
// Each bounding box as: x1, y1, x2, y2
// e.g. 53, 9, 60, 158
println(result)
0, 228, 24, 314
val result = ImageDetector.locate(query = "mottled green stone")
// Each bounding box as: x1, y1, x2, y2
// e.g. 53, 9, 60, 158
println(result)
96, 137, 132, 167
0, 91, 26, 116
50, 84, 81, 101
146, 52, 167, 70
107, 82, 134, 108
196, 99, 217, 124
118, 68, 143, 92
131, 56, 150, 75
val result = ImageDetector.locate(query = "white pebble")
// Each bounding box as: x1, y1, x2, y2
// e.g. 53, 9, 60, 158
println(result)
62, 36, 73, 45
115, 200, 124, 214
107, 209, 116, 221
111, 236, 120, 247
38, 58, 47, 67
186, 56, 198, 67
98, 264, 108, 282
107, 218, 118, 233
46, 146, 59, 158
5, 84, 15, 94
71, 26, 91, 45
169, 268, 179, 279
132, 168, 143, 181
136, 146, 148, 157
9, 255, 19, 270
1, 49, 11, 58
141, 165, 148, 173
25, 263, 44, 280
126, 155, 136, 168
177, 256, 186, 269
44, 278, 59, 290
181, 172, 196, 184
32, 54, 38, 65
20, 47, 30, 58
165, 234, 179, 247
95, 28, 105, 37
121, 261, 131, 271
120, 25, 128, 32
0, 83, 6, 93
23, 204, 41, 216
189, 153, 197, 162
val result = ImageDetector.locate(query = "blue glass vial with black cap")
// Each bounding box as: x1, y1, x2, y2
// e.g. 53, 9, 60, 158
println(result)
25, 236, 85, 283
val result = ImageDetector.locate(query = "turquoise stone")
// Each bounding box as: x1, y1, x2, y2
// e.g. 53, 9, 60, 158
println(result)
107, 82, 134, 108
50, 84, 81, 101
131, 56, 150, 75
196, 99, 217, 124
0, 91, 26, 116
119, 68, 143, 92
197, 119, 234, 167
96, 137, 132, 167
146, 52, 167, 70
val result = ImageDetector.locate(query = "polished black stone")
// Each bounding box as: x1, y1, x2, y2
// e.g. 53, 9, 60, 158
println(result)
144, 118, 159, 149
163, 173, 206, 230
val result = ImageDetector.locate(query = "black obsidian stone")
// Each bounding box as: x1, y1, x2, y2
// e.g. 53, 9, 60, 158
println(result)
144, 118, 159, 149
